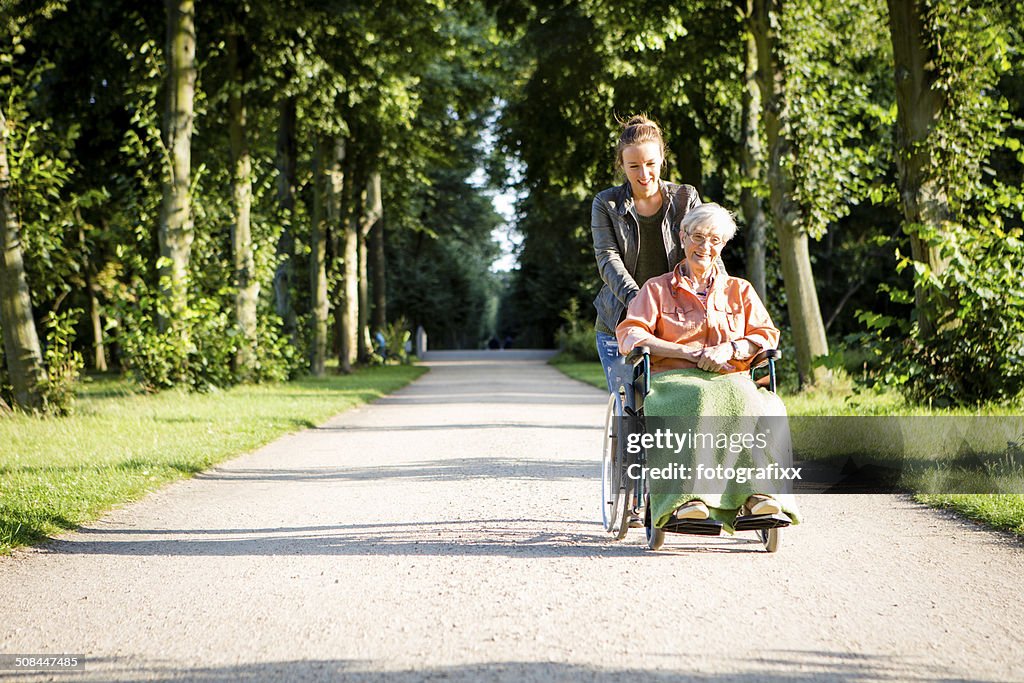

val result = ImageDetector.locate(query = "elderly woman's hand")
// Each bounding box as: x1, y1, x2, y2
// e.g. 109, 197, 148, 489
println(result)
696, 342, 735, 373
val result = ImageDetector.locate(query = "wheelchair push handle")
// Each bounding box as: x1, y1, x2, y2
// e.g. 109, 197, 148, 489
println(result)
625, 346, 651, 398
749, 348, 781, 367
749, 348, 781, 393
625, 345, 650, 365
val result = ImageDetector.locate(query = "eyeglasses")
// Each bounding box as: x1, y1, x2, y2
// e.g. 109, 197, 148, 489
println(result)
686, 232, 724, 247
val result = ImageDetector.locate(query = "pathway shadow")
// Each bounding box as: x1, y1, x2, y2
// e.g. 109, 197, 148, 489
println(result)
48, 518, 778, 559
43, 519, 641, 558
194, 457, 599, 483
313, 422, 601, 432
64, 652, 996, 682
373, 391, 605, 406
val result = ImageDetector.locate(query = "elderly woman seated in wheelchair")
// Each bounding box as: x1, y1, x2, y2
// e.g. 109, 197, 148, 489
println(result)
601, 202, 800, 551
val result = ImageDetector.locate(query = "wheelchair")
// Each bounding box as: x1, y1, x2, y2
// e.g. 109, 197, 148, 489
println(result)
601, 345, 792, 552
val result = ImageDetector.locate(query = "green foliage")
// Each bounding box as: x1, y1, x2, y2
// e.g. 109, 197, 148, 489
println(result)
850, 1, 1024, 406
855, 226, 1024, 406
112, 279, 239, 393
368, 317, 413, 366
2, 57, 82, 308
553, 298, 598, 362
40, 308, 84, 415
381, 316, 412, 365
928, 0, 1020, 211
782, 0, 893, 237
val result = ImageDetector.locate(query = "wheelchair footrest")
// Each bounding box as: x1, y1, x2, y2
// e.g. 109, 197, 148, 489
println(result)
661, 519, 724, 536
733, 512, 792, 532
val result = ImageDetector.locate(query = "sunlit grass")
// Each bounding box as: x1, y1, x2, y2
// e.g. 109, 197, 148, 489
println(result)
0, 365, 427, 553
915, 494, 1024, 535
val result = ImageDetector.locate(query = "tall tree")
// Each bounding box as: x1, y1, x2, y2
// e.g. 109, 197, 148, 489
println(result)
157, 0, 197, 331
751, 0, 829, 386
357, 170, 382, 360
0, 106, 49, 410
370, 214, 387, 333
337, 142, 359, 373
740, 0, 768, 300
273, 94, 298, 344
310, 137, 339, 377
886, 0, 949, 339
226, 25, 259, 378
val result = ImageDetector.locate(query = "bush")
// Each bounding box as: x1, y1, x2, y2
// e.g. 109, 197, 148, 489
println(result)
250, 312, 299, 382
113, 289, 238, 393
368, 317, 413, 366
382, 317, 413, 364
855, 226, 1024, 406
40, 308, 85, 415
554, 299, 598, 362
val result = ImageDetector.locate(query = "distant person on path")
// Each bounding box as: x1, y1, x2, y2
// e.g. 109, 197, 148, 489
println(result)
591, 114, 702, 393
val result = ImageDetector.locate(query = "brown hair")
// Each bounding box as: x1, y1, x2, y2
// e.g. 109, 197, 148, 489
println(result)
614, 113, 666, 169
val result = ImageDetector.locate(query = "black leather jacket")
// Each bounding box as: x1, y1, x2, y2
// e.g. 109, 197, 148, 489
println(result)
591, 180, 702, 332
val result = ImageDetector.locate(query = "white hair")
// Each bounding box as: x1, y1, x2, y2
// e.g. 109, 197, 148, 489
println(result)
680, 203, 738, 242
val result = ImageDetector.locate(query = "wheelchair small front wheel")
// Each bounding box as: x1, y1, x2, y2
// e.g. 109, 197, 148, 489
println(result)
760, 527, 781, 553
644, 500, 665, 550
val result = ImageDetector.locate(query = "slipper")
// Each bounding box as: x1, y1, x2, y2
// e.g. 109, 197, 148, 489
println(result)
745, 494, 781, 516
673, 500, 710, 521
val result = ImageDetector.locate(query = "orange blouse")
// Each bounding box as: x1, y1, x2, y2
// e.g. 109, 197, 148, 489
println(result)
615, 262, 780, 375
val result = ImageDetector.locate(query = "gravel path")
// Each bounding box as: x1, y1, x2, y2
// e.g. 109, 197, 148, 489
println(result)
2, 358, 1023, 681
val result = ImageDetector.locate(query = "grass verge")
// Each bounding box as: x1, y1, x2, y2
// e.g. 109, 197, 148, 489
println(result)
548, 356, 605, 390
0, 365, 427, 554
913, 494, 1024, 535
550, 358, 1024, 537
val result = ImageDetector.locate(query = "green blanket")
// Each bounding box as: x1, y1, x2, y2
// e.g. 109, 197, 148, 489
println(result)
643, 369, 801, 532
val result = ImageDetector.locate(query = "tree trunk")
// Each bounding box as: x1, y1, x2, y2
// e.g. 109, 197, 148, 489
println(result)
0, 105, 48, 410
157, 0, 196, 332
78, 219, 107, 372
357, 171, 382, 361
751, 0, 829, 387
887, 0, 949, 339
741, 0, 768, 301
339, 167, 361, 372
326, 138, 345, 367
88, 284, 106, 372
370, 213, 386, 333
358, 236, 369, 360
273, 96, 298, 343
227, 29, 259, 380
330, 139, 356, 374
309, 139, 332, 377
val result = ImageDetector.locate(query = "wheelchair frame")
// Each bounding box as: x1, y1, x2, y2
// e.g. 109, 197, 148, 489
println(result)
601, 346, 791, 552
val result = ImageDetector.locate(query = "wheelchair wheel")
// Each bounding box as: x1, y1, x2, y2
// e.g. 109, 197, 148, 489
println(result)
644, 498, 665, 550
760, 527, 781, 553
601, 394, 626, 534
